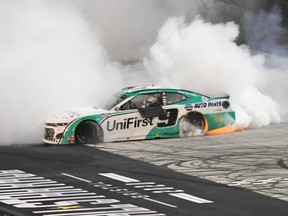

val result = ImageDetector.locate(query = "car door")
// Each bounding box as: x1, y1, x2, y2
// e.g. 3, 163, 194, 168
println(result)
101, 91, 188, 141
100, 93, 162, 142
149, 91, 188, 138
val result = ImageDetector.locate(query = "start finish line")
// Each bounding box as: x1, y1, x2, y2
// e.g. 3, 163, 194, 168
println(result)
0, 170, 165, 216
98, 172, 213, 204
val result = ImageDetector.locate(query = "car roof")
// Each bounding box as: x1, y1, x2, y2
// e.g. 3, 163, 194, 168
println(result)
120, 85, 230, 99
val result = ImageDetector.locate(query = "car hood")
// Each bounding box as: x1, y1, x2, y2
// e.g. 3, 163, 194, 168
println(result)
46, 107, 109, 123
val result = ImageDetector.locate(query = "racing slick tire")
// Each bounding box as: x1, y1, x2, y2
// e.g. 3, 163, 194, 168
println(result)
179, 112, 206, 137
75, 120, 103, 144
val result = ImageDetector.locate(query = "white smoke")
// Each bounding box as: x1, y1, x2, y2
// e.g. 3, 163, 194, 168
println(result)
73, 0, 203, 61
0, 0, 135, 144
242, 6, 287, 56
242, 5, 288, 120
0, 0, 202, 145
0, 1, 286, 145
144, 17, 281, 128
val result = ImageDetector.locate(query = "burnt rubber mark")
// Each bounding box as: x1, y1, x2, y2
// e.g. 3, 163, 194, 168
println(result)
277, 159, 288, 170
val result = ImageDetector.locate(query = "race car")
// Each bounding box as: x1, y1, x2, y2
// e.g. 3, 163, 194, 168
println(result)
43, 85, 236, 145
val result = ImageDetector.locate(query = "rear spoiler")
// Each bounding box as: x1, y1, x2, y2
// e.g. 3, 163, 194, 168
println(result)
204, 93, 230, 99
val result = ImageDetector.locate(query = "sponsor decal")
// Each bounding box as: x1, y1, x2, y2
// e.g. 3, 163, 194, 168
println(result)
213, 114, 223, 123
193, 101, 222, 109
222, 101, 230, 109
107, 117, 153, 131
208, 101, 222, 107
194, 103, 207, 108
184, 104, 193, 111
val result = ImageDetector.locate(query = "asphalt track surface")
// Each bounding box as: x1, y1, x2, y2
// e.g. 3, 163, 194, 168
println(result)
0, 124, 287, 215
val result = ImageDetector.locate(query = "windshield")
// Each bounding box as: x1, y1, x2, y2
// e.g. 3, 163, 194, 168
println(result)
103, 94, 127, 110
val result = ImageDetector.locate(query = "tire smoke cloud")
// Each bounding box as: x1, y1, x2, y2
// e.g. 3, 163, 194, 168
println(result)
242, 6, 288, 119
0, 0, 137, 144
144, 17, 281, 128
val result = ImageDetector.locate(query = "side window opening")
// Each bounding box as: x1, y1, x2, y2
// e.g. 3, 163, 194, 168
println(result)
144, 94, 162, 108
120, 93, 162, 110
165, 92, 188, 105
120, 101, 135, 110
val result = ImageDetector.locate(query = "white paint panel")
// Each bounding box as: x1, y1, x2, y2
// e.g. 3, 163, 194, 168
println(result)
99, 173, 139, 183
169, 193, 213, 204
101, 112, 155, 142
144, 197, 177, 208
61, 173, 92, 183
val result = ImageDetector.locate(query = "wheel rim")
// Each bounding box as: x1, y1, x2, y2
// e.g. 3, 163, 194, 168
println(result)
180, 113, 205, 137
75, 121, 100, 144
190, 115, 205, 129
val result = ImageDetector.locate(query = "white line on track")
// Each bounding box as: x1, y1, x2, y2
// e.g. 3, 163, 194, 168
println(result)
144, 187, 174, 191
169, 193, 213, 204
144, 197, 177, 208
126, 182, 155, 185
100, 172, 214, 204
99, 173, 139, 183
61, 173, 92, 183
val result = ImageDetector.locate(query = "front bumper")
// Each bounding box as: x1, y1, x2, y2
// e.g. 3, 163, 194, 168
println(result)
43, 123, 67, 144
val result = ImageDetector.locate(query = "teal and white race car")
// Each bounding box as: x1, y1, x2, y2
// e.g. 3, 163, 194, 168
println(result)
43, 85, 236, 144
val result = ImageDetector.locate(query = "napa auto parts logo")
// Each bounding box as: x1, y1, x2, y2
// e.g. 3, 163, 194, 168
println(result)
185, 101, 227, 111
194, 101, 222, 108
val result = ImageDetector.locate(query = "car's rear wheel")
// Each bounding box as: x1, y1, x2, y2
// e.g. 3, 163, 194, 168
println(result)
75, 120, 102, 144
179, 112, 206, 137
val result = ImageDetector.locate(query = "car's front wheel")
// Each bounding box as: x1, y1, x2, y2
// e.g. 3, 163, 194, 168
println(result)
75, 120, 102, 144
179, 112, 206, 137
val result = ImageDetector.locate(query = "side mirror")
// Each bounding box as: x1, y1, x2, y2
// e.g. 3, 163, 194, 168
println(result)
114, 107, 120, 111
